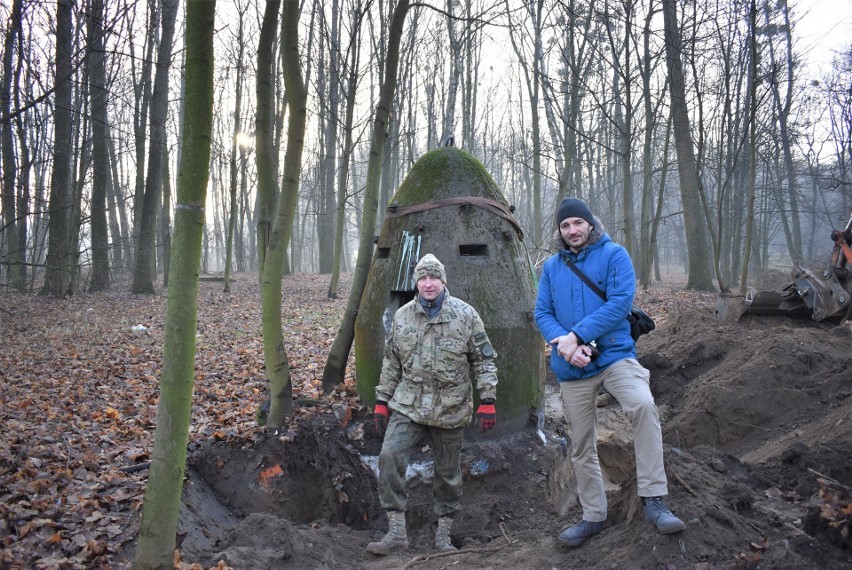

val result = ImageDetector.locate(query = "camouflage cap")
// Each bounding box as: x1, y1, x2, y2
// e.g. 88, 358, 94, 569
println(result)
414, 253, 447, 283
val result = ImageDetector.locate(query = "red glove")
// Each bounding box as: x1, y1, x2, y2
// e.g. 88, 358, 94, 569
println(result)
476, 398, 496, 431
373, 401, 389, 436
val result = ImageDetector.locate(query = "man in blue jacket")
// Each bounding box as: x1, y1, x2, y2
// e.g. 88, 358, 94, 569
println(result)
535, 197, 685, 547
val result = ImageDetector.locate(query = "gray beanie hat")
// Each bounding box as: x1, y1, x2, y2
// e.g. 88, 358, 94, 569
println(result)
414, 254, 447, 283
556, 197, 594, 226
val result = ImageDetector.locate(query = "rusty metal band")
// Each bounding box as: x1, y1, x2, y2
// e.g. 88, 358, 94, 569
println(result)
384, 196, 524, 239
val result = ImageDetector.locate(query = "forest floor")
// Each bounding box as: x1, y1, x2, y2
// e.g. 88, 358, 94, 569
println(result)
1, 271, 852, 569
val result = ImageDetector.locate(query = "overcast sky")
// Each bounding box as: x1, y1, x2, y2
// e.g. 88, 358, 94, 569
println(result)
796, 0, 851, 74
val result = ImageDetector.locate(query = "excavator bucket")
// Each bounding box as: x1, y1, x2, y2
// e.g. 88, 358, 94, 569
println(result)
716, 208, 852, 325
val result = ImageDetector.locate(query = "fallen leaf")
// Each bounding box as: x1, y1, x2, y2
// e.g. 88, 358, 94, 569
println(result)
259, 464, 285, 483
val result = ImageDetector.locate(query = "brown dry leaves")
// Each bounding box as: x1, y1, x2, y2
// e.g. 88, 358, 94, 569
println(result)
0, 273, 359, 569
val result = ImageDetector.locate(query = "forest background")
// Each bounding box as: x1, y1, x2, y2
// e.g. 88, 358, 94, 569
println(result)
1, 0, 851, 299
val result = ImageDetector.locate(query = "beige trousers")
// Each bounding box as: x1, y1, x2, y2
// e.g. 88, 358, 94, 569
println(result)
559, 358, 668, 522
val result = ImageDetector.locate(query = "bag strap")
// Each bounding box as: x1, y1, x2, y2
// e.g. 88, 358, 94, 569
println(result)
562, 255, 606, 301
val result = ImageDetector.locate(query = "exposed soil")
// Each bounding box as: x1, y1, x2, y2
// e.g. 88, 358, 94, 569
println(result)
177, 283, 852, 569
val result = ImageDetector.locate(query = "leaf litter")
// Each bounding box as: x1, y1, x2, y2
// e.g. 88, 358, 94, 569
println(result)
1, 272, 851, 569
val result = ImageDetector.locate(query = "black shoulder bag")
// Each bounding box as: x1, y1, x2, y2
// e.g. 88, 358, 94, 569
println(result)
562, 257, 655, 341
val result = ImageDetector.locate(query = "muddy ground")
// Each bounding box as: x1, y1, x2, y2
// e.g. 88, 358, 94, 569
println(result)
175, 288, 852, 569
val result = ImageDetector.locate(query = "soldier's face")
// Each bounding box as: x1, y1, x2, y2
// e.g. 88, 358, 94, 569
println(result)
417, 274, 444, 301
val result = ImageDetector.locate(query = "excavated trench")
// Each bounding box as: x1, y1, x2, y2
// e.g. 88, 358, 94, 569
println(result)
174, 385, 644, 562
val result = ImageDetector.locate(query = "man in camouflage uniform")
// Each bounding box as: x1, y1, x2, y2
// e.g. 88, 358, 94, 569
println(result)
367, 253, 498, 555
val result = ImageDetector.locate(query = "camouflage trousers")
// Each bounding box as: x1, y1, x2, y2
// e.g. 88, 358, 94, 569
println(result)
377, 413, 465, 518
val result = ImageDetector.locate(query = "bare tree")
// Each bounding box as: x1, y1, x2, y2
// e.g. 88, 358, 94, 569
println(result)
314, 0, 341, 274
40, 0, 76, 297
662, 0, 715, 290
323, 0, 410, 392
505, 0, 544, 246
224, 0, 249, 292
133, 1, 216, 566
132, 0, 179, 293
255, 0, 281, 281
825, 46, 852, 201
87, 0, 111, 291
739, 0, 759, 291
764, 0, 802, 261
329, 0, 366, 299
261, 0, 309, 428
1, 0, 23, 289
130, 0, 157, 271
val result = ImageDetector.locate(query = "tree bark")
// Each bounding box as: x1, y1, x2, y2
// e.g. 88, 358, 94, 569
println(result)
131, 0, 158, 270
662, 0, 715, 291
261, 0, 308, 428
505, 0, 543, 246
740, 0, 759, 292
225, 2, 248, 292
41, 0, 75, 297
329, 2, 363, 299
255, 0, 280, 282
87, 0, 110, 291
132, 1, 216, 567
766, 0, 802, 261
132, 0, 179, 294
160, 144, 172, 287
1, 0, 23, 290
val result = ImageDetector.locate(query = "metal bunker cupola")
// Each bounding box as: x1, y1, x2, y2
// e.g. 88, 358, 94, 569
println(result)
354, 146, 544, 426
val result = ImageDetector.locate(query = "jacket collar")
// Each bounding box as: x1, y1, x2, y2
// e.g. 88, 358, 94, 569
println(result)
414, 288, 454, 320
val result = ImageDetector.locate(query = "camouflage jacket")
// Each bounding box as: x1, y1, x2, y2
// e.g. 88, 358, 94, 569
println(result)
375, 290, 498, 429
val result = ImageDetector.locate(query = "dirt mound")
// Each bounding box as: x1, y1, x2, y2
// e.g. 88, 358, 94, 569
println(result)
177, 306, 852, 569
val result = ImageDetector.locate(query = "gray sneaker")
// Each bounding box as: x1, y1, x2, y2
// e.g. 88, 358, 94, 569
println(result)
643, 497, 686, 534
557, 519, 606, 547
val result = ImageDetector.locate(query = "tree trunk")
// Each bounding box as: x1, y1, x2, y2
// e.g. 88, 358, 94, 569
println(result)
237, 149, 248, 272
637, 4, 657, 284
605, 1, 635, 255
739, 0, 759, 292
68, 96, 88, 296
1, 0, 23, 290
556, 0, 592, 202
105, 136, 124, 272
662, 0, 715, 291
131, 0, 158, 270
315, 0, 339, 275
132, 0, 179, 294
160, 145, 172, 287
132, 2, 215, 567
41, 0, 75, 297
505, 0, 543, 246
107, 134, 131, 271
261, 0, 308, 428
225, 3, 247, 292
440, 0, 461, 145
328, 1, 363, 299
87, 0, 111, 291
766, 0, 802, 261
11, 23, 33, 290
641, 114, 672, 289
322, 0, 410, 392
255, 0, 280, 282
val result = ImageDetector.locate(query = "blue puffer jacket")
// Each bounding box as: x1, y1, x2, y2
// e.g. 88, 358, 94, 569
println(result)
535, 225, 636, 381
